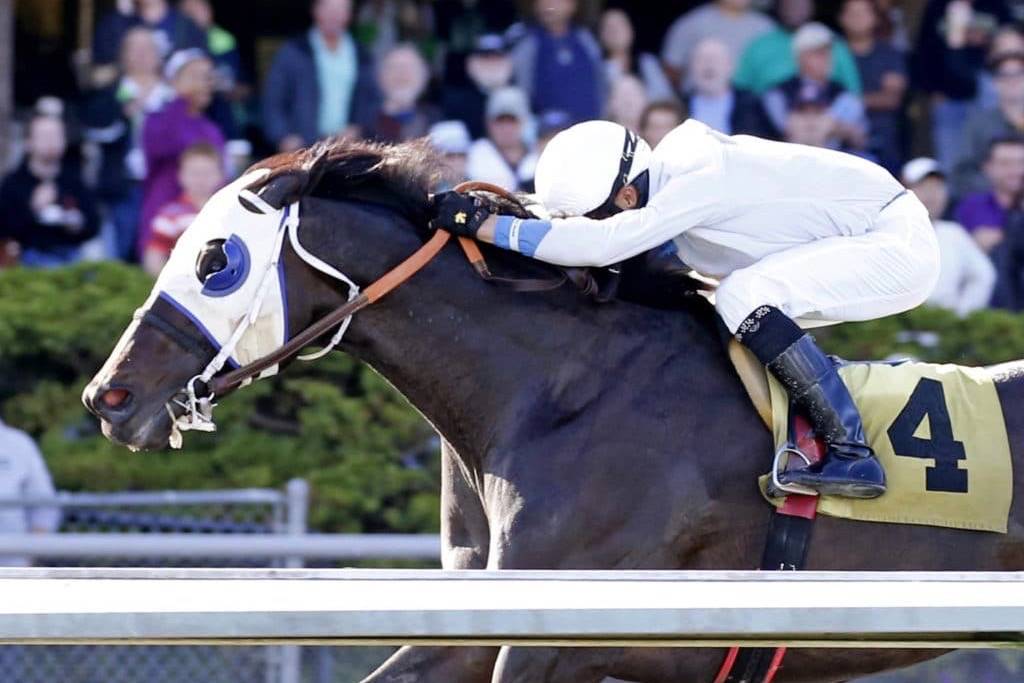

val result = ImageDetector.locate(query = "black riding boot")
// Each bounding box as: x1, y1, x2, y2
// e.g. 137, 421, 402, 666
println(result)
734, 306, 886, 499
768, 335, 886, 498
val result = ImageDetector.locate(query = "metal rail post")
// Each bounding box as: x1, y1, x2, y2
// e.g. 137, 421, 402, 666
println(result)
281, 479, 310, 683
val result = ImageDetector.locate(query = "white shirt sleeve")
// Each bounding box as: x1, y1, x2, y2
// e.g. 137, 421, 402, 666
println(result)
953, 227, 996, 317
19, 438, 59, 533
527, 170, 724, 267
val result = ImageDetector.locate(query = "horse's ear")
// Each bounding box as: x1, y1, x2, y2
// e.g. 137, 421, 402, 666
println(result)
240, 171, 307, 213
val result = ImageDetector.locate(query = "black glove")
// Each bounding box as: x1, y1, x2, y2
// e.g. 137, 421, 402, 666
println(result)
429, 191, 492, 238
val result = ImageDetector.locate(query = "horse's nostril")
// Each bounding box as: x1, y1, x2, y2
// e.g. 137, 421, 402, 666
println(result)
102, 388, 131, 409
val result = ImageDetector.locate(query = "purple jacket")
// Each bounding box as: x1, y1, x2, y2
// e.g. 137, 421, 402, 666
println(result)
139, 98, 224, 258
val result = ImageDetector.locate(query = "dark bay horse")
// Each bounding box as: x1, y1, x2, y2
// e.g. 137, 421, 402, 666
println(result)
82, 139, 1024, 683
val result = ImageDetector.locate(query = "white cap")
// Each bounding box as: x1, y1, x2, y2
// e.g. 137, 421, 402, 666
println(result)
486, 86, 531, 121
901, 157, 944, 185
429, 120, 471, 155
535, 120, 653, 217
792, 22, 833, 54
164, 48, 209, 81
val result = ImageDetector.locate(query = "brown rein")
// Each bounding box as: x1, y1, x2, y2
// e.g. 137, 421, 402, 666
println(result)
209, 182, 557, 396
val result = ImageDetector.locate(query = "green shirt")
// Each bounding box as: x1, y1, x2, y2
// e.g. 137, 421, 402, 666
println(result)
733, 28, 862, 95
310, 29, 358, 138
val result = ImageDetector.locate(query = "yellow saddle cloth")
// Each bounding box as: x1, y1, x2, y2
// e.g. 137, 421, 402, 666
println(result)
730, 343, 1014, 533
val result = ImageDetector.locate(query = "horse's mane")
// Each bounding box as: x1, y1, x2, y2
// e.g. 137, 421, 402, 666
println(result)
246, 137, 715, 319
247, 137, 443, 224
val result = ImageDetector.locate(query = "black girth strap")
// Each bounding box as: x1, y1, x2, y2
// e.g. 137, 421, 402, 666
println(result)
718, 513, 813, 683
716, 410, 820, 683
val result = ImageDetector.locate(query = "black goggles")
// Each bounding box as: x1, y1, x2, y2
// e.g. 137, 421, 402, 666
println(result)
585, 129, 639, 220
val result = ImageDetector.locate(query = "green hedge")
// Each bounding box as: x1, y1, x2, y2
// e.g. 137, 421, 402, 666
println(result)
1, 263, 1022, 532
0, 262, 437, 533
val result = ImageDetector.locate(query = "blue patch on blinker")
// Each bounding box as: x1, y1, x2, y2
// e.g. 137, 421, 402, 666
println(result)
202, 234, 251, 297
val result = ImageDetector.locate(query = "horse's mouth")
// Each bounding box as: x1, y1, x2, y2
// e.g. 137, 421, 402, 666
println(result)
100, 401, 177, 452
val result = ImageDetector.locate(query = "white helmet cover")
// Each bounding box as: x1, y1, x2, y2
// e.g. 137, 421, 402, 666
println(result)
535, 120, 652, 217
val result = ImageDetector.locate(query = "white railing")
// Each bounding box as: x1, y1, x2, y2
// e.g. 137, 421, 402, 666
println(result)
0, 533, 440, 560
0, 479, 443, 565
2, 568, 1023, 648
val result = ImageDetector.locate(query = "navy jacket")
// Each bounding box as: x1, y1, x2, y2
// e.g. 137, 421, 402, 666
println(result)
262, 33, 380, 148
683, 88, 779, 140
0, 161, 100, 252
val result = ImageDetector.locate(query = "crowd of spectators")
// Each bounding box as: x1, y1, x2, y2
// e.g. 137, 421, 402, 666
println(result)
5, 0, 1024, 319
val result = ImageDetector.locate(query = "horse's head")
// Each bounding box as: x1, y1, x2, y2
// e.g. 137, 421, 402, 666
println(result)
82, 165, 339, 450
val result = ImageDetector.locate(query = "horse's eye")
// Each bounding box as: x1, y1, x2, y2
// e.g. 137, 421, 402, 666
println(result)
196, 239, 228, 283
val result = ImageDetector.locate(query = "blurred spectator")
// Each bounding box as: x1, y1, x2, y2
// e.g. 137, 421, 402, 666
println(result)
734, 0, 862, 94
952, 53, 1024, 197
0, 417, 60, 567
0, 113, 99, 268
683, 37, 778, 138
82, 27, 174, 261
599, 8, 674, 102
366, 44, 437, 142
640, 100, 685, 147
976, 25, 1024, 109
0, 240, 17, 268
355, 0, 437, 62
262, 0, 380, 152
784, 104, 836, 146
914, 0, 1012, 171
763, 23, 867, 150
139, 50, 224, 260
902, 157, 995, 317
660, 0, 775, 87
442, 33, 514, 139
429, 120, 471, 190
954, 136, 1024, 254
875, 0, 911, 52
510, 0, 605, 124
180, 0, 249, 139
434, 0, 518, 67
466, 87, 535, 192
535, 109, 572, 154
839, 0, 907, 173
606, 74, 649, 131
518, 109, 573, 193
91, 0, 206, 86
142, 143, 223, 276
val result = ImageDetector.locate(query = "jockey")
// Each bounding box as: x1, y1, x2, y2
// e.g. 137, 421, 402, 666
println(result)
429, 119, 940, 499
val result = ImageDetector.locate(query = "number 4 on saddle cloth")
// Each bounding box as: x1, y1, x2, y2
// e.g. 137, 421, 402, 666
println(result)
731, 341, 1014, 533
712, 345, 1014, 683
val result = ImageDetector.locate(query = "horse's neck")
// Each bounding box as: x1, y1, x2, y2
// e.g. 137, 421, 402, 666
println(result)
341, 249, 724, 471
304, 199, 726, 474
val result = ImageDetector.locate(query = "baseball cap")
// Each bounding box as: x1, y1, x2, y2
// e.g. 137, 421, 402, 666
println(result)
473, 33, 507, 56
537, 109, 572, 138
164, 48, 209, 81
486, 87, 530, 121
429, 120, 471, 155
792, 22, 834, 54
901, 157, 945, 185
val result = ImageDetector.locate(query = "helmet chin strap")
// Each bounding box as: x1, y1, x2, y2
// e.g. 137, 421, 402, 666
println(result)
167, 198, 361, 448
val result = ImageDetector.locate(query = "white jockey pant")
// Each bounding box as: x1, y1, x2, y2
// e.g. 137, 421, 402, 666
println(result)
715, 192, 940, 334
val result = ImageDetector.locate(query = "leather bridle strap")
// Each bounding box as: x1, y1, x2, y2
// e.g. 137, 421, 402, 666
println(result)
208, 181, 563, 396
452, 181, 568, 293
209, 228, 451, 396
